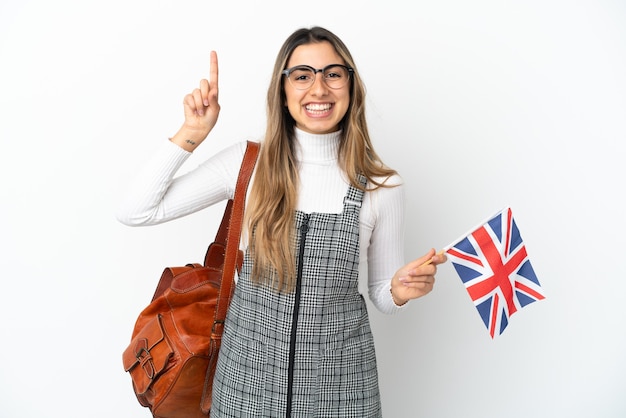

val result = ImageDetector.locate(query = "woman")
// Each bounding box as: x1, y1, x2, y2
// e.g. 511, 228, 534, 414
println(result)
117, 26, 446, 417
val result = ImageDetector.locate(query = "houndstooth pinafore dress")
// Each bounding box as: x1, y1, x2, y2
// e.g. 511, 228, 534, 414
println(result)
211, 176, 382, 418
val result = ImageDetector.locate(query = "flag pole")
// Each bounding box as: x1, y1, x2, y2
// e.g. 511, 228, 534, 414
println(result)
419, 249, 446, 267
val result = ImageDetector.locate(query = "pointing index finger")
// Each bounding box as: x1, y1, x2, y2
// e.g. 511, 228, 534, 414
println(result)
210, 50, 219, 90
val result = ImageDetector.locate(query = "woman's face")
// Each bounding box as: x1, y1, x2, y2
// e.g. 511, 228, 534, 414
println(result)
284, 41, 351, 135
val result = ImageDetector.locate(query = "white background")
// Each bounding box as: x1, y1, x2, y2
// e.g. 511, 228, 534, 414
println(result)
1, 1, 625, 417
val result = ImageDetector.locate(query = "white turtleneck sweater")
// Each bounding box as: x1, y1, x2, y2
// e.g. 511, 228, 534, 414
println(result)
116, 129, 407, 314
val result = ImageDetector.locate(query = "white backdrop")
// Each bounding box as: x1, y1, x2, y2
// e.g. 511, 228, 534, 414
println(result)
1, 1, 625, 417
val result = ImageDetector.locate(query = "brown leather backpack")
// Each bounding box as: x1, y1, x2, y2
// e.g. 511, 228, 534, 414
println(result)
122, 141, 259, 417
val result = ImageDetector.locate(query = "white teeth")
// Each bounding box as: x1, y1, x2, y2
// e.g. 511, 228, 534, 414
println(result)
306, 103, 331, 112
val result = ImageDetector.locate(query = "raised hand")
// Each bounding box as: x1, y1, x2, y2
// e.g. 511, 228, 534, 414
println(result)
171, 50, 220, 151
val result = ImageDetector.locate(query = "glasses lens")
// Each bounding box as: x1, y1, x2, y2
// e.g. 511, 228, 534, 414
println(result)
323, 65, 350, 89
288, 67, 316, 89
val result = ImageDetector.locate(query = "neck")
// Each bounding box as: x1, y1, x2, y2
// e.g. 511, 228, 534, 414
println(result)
294, 128, 341, 163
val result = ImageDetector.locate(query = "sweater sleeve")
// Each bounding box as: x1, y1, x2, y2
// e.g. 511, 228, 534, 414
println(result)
116, 140, 247, 226
364, 175, 408, 314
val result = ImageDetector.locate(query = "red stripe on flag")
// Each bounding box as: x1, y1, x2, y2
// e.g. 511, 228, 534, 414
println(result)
515, 281, 546, 300
504, 208, 512, 257
446, 248, 484, 267
490, 293, 499, 338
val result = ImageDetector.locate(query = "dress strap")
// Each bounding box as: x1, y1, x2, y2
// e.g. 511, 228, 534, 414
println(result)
343, 174, 367, 209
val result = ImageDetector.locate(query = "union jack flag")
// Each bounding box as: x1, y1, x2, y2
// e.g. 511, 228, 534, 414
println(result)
445, 207, 545, 338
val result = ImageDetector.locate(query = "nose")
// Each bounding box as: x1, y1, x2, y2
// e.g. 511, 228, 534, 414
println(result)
309, 70, 329, 95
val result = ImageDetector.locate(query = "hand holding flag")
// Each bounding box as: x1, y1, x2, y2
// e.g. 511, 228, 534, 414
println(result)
391, 248, 448, 306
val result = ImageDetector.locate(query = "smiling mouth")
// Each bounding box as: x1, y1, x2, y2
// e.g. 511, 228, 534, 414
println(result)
305, 103, 332, 113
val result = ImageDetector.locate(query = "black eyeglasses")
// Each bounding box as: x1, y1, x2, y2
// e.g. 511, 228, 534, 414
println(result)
282, 64, 354, 90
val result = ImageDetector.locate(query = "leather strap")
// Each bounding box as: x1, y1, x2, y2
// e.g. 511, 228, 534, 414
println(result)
213, 140, 259, 327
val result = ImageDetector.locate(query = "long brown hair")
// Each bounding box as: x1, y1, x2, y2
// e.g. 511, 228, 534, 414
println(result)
246, 26, 397, 292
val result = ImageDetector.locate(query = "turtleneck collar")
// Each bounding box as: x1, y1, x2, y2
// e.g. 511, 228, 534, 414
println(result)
294, 127, 341, 164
